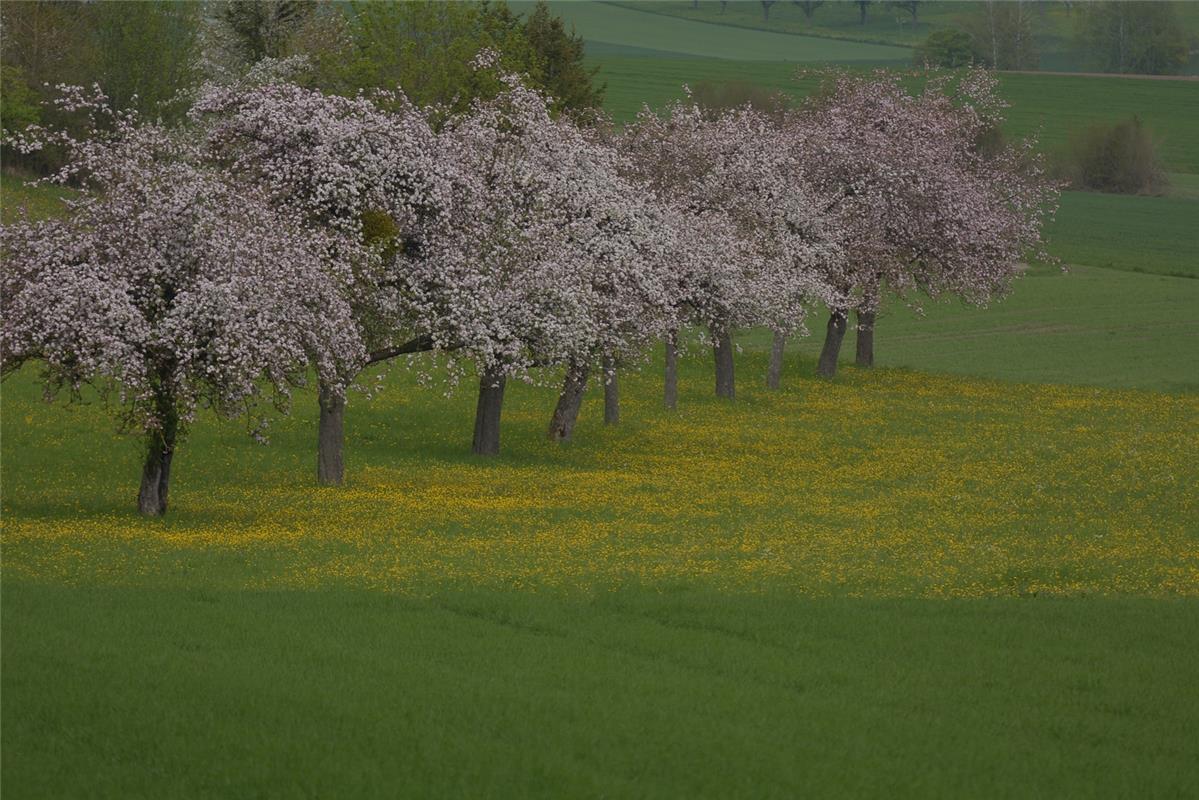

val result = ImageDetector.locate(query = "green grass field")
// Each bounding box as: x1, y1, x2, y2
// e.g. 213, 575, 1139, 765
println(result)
3, 352, 1198, 796
0, 174, 74, 223
991, 73, 1199, 175
606, 0, 1199, 73
511, 0, 911, 62
1050, 191, 1199, 279
747, 263, 1199, 393
612, 0, 974, 47
5, 584, 1198, 798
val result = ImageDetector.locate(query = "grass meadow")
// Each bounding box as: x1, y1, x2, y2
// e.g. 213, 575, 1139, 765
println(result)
605, 0, 1199, 73
748, 264, 1199, 393
511, 1, 911, 62
3, 7, 1199, 796
4, 353, 1198, 796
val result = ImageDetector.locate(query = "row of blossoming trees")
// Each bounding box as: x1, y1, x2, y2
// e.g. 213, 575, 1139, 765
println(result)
0, 56, 1058, 516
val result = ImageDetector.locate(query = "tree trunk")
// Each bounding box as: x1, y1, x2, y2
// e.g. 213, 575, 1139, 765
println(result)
137, 403, 177, 517
664, 329, 679, 410
712, 324, 735, 400
766, 329, 787, 390
855, 309, 876, 368
816, 309, 847, 379
317, 383, 345, 485
548, 360, 589, 442
472, 368, 506, 456
602, 355, 619, 426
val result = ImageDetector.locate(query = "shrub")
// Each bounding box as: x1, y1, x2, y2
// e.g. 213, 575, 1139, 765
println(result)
1058, 116, 1168, 195
972, 123, 1008, 161
913, 29, 977, 68
689, 80, 789, 116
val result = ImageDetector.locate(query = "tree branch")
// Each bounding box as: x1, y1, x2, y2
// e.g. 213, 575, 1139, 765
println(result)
365, 334, 439, 365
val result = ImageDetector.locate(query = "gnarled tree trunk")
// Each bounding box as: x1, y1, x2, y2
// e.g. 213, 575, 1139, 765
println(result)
317, 383, 345, 485
472, 368, 506, 456
137, 400, 177, 517
548, 360, 590, 442
712, 324, 735, 400
664, 329, 679, 410
855, 309, 876, 368
602, 355, 619, 425
766, 329, 787, 390
817, 309, 847, 379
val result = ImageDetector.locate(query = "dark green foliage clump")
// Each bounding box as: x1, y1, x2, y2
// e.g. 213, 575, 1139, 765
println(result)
0, 1, 200, 172
523, 0, 605, 113
690, 79, 789, 116
310, 1, 603, 115
913, 29, 976, 68
218, 0, 316, 63
359, 207, 401, 263
1059, 116, 1168, 195
0, 65, 40, 135
0, 1, 606, 175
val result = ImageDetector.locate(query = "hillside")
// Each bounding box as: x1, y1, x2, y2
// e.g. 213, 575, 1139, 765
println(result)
509, 0, 910, 61
607, 0, 1199, 74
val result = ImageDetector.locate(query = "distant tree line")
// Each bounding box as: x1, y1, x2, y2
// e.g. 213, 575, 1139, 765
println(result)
912, 0, 1190, 74
911, 0, 1191, 74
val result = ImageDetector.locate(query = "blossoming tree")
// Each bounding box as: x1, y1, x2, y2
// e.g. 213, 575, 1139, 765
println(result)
0, 92, 361, 514
405, 63, 682, 454
192, 71, 451, 483
621, 97, 841, 401
790, 68, 1059, 379
543, 191, 685, 441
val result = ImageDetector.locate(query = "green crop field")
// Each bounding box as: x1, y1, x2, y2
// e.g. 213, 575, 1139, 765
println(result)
510, 0, 910, 62
5, 588, 1198, 797
607, 0, 1199, 73
991, 73, 1199, 175
612, 0, 979, 47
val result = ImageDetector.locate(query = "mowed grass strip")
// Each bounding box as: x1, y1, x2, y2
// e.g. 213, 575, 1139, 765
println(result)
3, 352, 1196, 597
744, 263, 1199, 393
3, 582, 1198, 798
